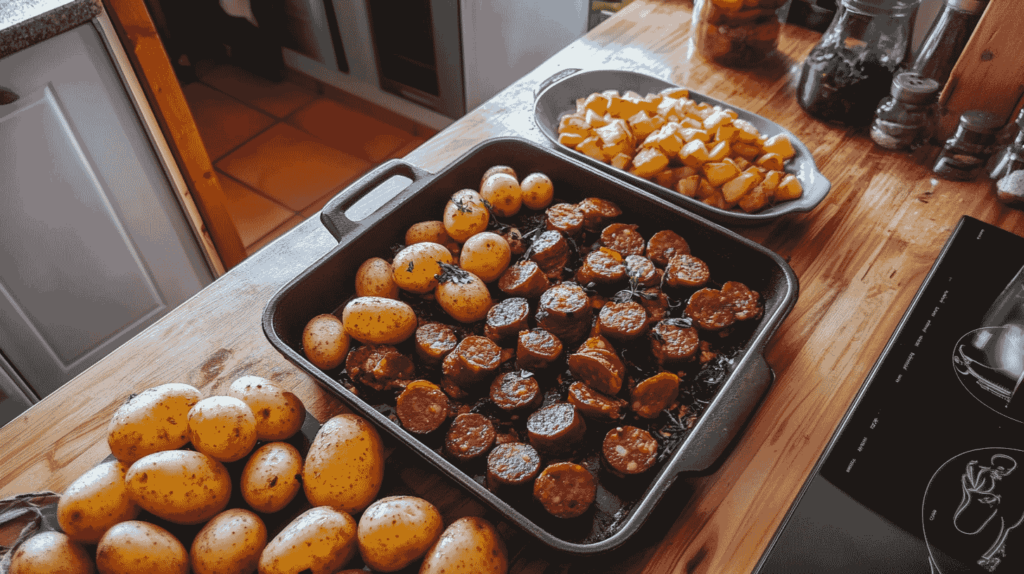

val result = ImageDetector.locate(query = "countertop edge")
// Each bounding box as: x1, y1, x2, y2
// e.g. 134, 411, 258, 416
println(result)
0, 0, 101, 60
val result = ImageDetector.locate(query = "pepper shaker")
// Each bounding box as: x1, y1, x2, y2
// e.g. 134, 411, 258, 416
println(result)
988, 108, 1024, 180
903, 0, 988, 87
870, 73, 940, 150
932, 110, 1002, 181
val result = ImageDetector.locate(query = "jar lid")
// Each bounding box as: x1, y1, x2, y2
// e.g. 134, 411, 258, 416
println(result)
960, 110, 1002, 134
890, 73, 940, 104
945, 0, 987, 14
1015, 107, 1024, 130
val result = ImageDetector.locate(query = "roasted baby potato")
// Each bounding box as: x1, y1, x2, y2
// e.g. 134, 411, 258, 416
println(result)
227, 376, 305, 441
303, 314, 350, 370
419, 517, 508, 574
435, 268, 493, 323
443, 189, 489, 242
9, 532, 94, 574
460, 232, 511, 283
96, 521, 189, 574
480, 165, 517, 186
125, 450, 231, 524
107, 383, 202, 463
480, 173, 523, 217
357, 496, 444, 572
190, 508, 267, 574
187, 396, 258, 462
392, 242, 454, 294
259, 507, 358, 574
354, 257, 400, 299
520, 173, 554, 210
241, 442, 303, 513
405, 220, 458, 253
303, 413, 385, 513
57, 460, 140, 544
342, 296, 417, 345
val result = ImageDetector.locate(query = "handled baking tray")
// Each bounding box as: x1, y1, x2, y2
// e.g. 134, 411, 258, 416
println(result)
534, 68, 831, 226
263, 137, 799, 555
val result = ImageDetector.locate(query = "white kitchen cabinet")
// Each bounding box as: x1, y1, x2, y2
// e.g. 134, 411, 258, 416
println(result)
0, 22, 212, 402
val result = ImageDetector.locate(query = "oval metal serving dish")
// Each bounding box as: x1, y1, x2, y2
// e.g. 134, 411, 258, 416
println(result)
534, 68, 830, 226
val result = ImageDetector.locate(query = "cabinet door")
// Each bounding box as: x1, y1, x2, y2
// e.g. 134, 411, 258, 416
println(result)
0, 23, 213, 398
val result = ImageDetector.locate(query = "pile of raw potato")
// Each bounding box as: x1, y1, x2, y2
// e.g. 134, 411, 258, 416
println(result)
557, 86, 802, 213
8, 378, 506, 574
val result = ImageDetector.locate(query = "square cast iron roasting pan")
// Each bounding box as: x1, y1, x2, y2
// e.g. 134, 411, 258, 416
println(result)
263, 137, 799, 555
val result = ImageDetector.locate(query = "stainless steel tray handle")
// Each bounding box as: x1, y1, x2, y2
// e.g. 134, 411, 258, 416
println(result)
320, 159, 433, 242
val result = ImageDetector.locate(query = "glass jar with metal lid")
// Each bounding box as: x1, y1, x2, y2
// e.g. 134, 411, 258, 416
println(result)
932, 110, 1002, 181
870, 72, 940, 150
692, 0, 792, 68
903, 0, 988, 87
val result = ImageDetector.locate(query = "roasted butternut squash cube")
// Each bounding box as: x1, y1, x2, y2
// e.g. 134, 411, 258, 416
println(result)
618, 93, 644, 119
763, 134, 796, 159
676, 174, 701, 197
558, 132, 586, 147
680, 140, 711, 169
630, 147, 670, 179
703, 161, 741, 187
610, 152, 633, 170
596, 121, 631, 147
605, 93, 626, 117
708, 140, 731, 162
586, 109, 609, 129
602, 140, 632, 160
678, 117, 703, 130
761, 170, 784, 195
756, 152, 784, 171
703, 110, 733, 132
641, 94, 662, 113
628, 110, 657, 140
695, 177, 718, 200
660, 87, 689, 99
643, 125, 684, 156
715, 124, 739, 143
576, 136, 606, 162
656, 97, 680, 117
653, 166, 697, 189
679, 128, 711, 143
776, 174, 803, 200
732, 119, 761, 143
703, 189, 728, 209
730, 142, 760, 160
713, 105, 739, 121
738, 185, 769, 213
734, 157, 753, 171
575, 98, 587, 115
559, 115, 592, 138
722, 171, 761, 203
584, 93, 609, 115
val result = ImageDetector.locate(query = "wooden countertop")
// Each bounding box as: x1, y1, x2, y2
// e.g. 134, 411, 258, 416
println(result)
3, 1, 1023, 571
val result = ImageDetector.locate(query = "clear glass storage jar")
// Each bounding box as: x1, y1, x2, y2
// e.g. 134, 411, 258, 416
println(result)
692, 0, 792, 68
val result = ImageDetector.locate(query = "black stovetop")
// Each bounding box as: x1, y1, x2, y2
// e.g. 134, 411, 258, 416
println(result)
756, 216, 1024, 574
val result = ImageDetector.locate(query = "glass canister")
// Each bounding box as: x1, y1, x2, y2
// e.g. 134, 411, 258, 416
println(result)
692, 0, 792, 68
870, 72, 939, 150
795, 0, 921, 126
932, 110, 1001, 181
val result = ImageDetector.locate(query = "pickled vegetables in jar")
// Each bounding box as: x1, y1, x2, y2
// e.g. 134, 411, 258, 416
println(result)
692, 0, 791, 68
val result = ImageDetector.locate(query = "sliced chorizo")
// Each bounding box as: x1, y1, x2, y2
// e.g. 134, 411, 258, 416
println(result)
526, 403, 586, 456
664, 254, 710, 289
567, 336, 626, 395
516, 329, 563, 370
600, 223, 645, 257
487, 442, 541, 488
484, 297, 530, 344
575, 249, 627, 286
530, 230, 571, 279
650, 319, 699, 366
625, 255, 660, 287
640, 287, 671, 322
567, 382, 627, 421
533, 462, 596, 519
415, 322, 458, 365
646, 230, 691, 266
396, 381, 449, 434
489, 371, 543, 412
603, 426, 658, 476
597, 301, 649, 341
630, 372, 680, 419
685, 288, 736, 331
577, 197, 622, 231
498, 260, 551, 299
546, 203, 585, 235
441, 335, 503, 389
445, 413, 496, 462
345, 344, 416, 391
535, 283, 592, 344
723, 281, 763, 321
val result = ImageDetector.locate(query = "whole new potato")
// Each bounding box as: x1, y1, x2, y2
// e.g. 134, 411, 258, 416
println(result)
96, 521, 188, 574
227, 376, 305, 441
303, 414, 384, 513
302, 314, 350, 371
405, 221, 458, 255
435, 268, 493, 323
259, 507, 357, 574
358, 496, 444, 572
107, 383, 202, 463
9, 532, 94, 574
190, 508, 267, 574
125, 450, 231, 524
187, 396, 259, 462
57, 460, 140, 544
419, 517, 508, 574
443, 189, 489, 242
479, 173, 523, 217
241, 442, 303, 513
460, 232, 511, 283
392, 242, 454, 294
355, 257, 400, 299
342, 296, 417, 345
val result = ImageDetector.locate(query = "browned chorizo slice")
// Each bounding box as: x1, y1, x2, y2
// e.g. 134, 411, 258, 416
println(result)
396, 381, 449, 434
664, 254, 710, 289
650, 319, 699, 366
600, 223, 645, 257
530, 230, 571, 279
603, 426, 658, 475
625, 255, 660, 287
546, 203, 585, 235
345, 345, 416, 391
685, 288, 736, 331
535, 283, 592, 344
415, 322, 458, 365
516, 329, 563, 370
640, 287, 671, 322
597, 301, 649, 341
526, 403, 586, 456
646, 230, 691, 266
489, 371, 543, 412
567, 382, 627, 421
630, 372, 680, 419
578, 197, 622, 231
441, 335, 503, 389
445, 413, 497, 462
723, 281, 763, 321
498, 260, 550, 299
487, 442, 542, 488
533, 462, 596, 519
484, 297, 530, 344
575, 249, 627, 286
567, 336, 625, 395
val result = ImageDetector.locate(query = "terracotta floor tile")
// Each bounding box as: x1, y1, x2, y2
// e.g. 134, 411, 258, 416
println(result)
216, 173, 295, 248
182, 82, 275, 160
246, 215, 304, 256
201, 64, 317, 118
290, 98, 416, 163
299, 190, 341, 220
216, 123, 373, 211
388, 138, 426, 160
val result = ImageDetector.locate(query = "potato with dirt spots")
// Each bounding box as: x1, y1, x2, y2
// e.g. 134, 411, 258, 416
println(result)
303, 413, 385, 513
241, 442, 303, 513
124, 450, 231, 525
9, 532, 94, 574
190, 508, 267, 574
392, 242, 454, 294
357, 496, 444, 572
258, 507, 357, 574
460, 232, 511, 283
107, 383, 202, 464
443, 189, 490, 242
57, 460, 140, 544
435, 267, 493, 323
187, 396, 259, 462
419, 516, 508, 574
302, 314, 350, 370
96, 521, 189, 574
342, 296, 418, 345
355, 257, 400, 299
480, 173, 523, 217
227, 376, 305, 440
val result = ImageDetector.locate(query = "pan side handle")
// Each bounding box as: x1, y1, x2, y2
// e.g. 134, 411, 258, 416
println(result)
320, 159, 433, 242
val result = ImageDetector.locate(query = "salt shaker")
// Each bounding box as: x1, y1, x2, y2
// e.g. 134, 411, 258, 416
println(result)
932, 111, 1002, 181
993, 138, 1024, 208
903, 0, 988, 87
988, 108, 1024, 180
870, 72, 940, 150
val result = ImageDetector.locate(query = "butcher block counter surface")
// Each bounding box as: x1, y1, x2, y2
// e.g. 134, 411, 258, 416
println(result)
3, 1, 1023, 572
